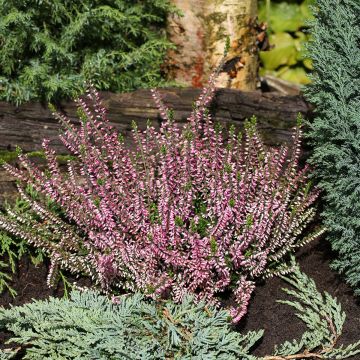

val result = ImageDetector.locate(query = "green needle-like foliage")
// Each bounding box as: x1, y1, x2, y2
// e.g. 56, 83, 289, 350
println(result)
0, 196, 37, 297
0, 291, 263, 359
304, 0, 360, 294
0, 185, 52, 297
0, 0, 177, 105
275, 266, 360, 359
1, 266, 359, 359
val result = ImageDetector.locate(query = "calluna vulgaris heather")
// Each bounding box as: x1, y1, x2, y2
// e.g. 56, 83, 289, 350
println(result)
0, 64, 323, 322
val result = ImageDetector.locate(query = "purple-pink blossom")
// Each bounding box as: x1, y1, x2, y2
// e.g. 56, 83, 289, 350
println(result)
0, 67, 323, 322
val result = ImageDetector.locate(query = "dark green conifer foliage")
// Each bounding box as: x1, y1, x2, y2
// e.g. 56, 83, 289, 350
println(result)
304, 0, 360, 292
0, 0, 177, 105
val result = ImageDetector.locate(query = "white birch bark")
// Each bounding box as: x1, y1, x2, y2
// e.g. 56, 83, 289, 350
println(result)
166, 0, 258, 90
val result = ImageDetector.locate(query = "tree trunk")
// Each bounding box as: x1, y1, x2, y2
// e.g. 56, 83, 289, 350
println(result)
166, 0, 259, 90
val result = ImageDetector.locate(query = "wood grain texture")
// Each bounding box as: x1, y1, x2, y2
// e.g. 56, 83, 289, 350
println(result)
0, 87, 311, 203
0, 87, 310, 151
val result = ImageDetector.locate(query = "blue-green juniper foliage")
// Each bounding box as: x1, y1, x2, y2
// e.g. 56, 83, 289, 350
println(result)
0, 267, 359, 359
304, 0, 360, 294
0, 291, 263, 359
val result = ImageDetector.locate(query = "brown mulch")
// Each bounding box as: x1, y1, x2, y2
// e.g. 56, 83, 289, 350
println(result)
0, 238, 359, 358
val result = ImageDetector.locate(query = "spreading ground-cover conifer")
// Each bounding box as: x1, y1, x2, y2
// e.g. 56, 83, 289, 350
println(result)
0, 291, 261, 359
0, 0, 177, 105
304, 0, 360, 293
0, 55, 323, 322
0, 267, 359, 359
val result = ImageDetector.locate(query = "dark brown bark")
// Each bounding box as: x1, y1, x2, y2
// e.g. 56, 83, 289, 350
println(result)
0, 88, 310, 203
0, 88, 309, 153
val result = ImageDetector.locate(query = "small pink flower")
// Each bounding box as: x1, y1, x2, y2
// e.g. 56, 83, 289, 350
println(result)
0, 60, 321, 323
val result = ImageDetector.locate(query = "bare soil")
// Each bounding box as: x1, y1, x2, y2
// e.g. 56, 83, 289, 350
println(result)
0, 237, 359, 358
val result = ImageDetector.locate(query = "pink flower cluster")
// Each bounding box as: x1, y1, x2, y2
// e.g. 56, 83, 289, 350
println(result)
0, 69, 322, 322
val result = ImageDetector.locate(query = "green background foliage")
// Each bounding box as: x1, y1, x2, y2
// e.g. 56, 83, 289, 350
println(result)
0, 0, 177, 105
258, 0, 314, 84
304, 0, 360, 294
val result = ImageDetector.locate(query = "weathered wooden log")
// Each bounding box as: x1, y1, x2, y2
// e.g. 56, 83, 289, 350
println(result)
0, 87, 311, 204
0, 87, 310, 153
0, 170, 17, 205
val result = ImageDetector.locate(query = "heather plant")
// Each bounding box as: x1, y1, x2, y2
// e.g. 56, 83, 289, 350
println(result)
0, 0, 177, 104
0, 191, 45, 297
0, 181, 76, 298
0, 267, 359, 359
0, 57, 322, 322
303, 0, 360, 293
0, 231, 23, 297
0, 153, 77, 298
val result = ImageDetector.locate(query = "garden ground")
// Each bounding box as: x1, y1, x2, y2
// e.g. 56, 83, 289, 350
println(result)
1, 236, 359, 358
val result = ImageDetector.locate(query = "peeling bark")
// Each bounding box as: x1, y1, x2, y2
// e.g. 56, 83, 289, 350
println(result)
165, 0, 207, 87
166, 0, 259, 90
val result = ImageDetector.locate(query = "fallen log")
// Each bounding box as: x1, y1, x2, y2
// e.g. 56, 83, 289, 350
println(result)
0, 87, 311, 203
0, 87, 310, 153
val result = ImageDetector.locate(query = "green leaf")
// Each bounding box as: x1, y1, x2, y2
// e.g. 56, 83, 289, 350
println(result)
303, 58, 313, 70
300, 0, 315, 20
277, 66, 311, 85
260, 32, 298, 70
268, 2, 307, 33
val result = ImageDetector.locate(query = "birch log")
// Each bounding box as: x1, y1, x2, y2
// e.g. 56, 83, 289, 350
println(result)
166, 0, 259, 90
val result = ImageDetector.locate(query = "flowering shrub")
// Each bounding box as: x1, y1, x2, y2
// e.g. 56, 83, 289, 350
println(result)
0, 63, 322, 322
